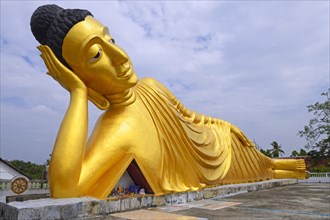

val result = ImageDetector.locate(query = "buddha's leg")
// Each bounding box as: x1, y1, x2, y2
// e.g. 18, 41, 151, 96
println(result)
273, 159, 306, 171
274, 170, 307, 179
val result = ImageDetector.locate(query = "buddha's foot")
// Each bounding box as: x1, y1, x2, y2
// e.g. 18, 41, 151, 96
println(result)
274, 170, 307, 179
273, 159, 306, 171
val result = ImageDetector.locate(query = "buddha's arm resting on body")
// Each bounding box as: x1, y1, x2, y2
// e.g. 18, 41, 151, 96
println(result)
39, 45, 88, 197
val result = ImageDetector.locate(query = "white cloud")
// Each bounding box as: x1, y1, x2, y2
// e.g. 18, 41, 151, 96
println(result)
31, 105, 57, 116
0, 1, 329, 163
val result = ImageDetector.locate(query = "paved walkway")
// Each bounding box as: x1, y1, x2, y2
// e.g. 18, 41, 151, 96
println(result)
105, 183, 330, 220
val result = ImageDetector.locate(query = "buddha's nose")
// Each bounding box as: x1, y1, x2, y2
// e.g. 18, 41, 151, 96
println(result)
104, 42, 128, 66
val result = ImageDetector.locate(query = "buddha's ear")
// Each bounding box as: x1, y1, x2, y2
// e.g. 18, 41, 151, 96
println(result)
87, 87, 110, 110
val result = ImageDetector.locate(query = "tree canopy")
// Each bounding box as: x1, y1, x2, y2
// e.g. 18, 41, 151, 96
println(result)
259, 141, 285, 158
270, 141, 285, 158
291, 149, 307, 157
7, 160, 46, 180
298, 90, 330, 156
260, 148, 272, 157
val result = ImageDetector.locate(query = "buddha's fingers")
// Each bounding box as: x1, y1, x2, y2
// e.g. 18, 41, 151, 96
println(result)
38, 45, 59, 80
39, 46, 69, 90
38, 45, 86, 92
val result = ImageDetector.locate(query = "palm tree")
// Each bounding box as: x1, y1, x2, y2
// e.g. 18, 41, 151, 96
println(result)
270, 141, 285, 157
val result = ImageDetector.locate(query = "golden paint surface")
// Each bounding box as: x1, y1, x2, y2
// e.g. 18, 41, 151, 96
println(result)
37, 16, 306, 199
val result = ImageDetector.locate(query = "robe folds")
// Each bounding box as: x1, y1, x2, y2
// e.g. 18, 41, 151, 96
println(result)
133, 79, 274, 193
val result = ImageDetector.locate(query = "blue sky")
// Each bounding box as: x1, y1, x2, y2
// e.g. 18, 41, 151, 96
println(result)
1, 1, 329, 164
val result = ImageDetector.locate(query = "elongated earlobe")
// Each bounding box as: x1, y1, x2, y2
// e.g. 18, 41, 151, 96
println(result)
87, 87, 110, 110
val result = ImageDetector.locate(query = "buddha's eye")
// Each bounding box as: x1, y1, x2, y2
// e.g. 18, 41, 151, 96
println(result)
110, 38, 115, 44
88, 49, 102, 63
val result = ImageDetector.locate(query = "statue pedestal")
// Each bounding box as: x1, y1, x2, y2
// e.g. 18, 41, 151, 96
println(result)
0, 179, 298, 220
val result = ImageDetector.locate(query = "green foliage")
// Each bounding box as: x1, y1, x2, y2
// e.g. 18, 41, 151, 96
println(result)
306, 150, 330, 172
298, 90, 330, 156
291, 148, 307, 157
259, 141, 285, 158
299, 149, 307, 156
260, 148, 273, 157
7, 160, 46, 180
310, 165, 330, 173
270, 141, 285, 158
291, 150, 298, 157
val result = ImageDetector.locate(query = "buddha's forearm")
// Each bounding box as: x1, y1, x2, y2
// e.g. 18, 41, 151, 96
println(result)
49, 89, 88, 196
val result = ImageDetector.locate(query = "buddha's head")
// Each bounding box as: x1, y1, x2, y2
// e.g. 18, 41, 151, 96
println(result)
30, 4, 138, 109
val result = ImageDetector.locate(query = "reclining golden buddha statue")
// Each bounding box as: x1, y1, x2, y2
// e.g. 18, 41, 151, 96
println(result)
30, 4, 306, 199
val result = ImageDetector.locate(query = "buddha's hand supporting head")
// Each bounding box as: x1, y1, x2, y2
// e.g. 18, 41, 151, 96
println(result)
31, 4, 137, 110
38, 45, 87, 92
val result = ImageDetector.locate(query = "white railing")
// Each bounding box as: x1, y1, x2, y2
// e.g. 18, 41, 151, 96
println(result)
0, 180, 49, 191
299, 172, 330, 183
309, 172, 330, 178
0, 180, 50, 203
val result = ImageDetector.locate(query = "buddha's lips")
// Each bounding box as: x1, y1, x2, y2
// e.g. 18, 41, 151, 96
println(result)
117, 62, 132, 79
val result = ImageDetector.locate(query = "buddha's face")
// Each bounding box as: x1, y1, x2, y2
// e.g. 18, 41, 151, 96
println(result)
62, 16, 138, 95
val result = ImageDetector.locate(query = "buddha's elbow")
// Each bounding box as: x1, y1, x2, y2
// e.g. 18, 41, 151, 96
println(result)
49, 180, 82, 198
48, 172, 82, 198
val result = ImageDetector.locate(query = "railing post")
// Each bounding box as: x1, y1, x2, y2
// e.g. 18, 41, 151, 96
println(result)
32, 181, 36, 189
1, 182, 5, 190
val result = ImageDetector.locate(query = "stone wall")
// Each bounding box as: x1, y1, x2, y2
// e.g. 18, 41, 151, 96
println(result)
0, 179, 298, 220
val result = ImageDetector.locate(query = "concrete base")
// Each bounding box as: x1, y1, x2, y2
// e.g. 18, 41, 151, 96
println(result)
0, 179, 298, 220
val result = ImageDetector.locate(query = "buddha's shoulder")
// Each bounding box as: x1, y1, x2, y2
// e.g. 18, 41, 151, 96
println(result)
92, 108, 143, 138
139, 77, 175, 99
140, 77, 163, 87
